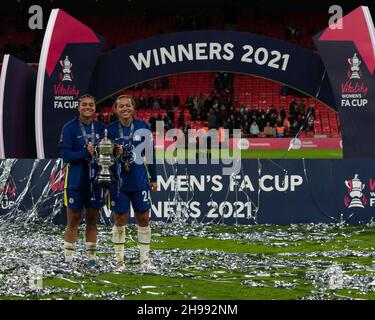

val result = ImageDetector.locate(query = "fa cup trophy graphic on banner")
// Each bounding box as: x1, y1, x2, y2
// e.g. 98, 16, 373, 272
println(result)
94, 129, 116, 184
60, 56, 73, 81
347, 53, 361, 80
344, 174, 366, 208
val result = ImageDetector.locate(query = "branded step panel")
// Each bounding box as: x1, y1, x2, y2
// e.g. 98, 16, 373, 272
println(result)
1, 159, 374, 225
35, 9, 104, 158
0, 55, 37, 158
314, 6, 375, 157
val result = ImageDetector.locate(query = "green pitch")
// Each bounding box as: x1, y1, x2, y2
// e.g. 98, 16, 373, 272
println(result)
156, 149, 343, 159
3, 223, 375, 300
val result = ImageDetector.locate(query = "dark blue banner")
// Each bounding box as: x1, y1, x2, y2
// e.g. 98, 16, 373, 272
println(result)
314, 6, 375, 158
35, 9, 105, 159
147, 159, 375, 225
0, 159, 64, 223
0, 55, 37, 158
89, 30, 335, 109
2, 159, 375, 225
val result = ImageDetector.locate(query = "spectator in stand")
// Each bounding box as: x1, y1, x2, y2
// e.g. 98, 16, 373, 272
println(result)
151, 79, 159, 90
224, 116, 235, 136
197, 94, 205, 109
173, 95, 180, 108
208, 109, 218, 129
153, 99, 161, 110
280, 108, 286, 122
281, 86, 289, 96
298, 102, 306, 116
183, 122, 191, 136
165, 117, 174, 130
138, 96, 146, 109
250, 121, 260, 138
283, 117, 290, 136
276, 123, 285, 137
242, 121, 250, 136
289, 100, 297, 118
258, 110, 266, 131
263, 122, 276, 137
240, 113, 249, 127
308, 115, 315, 132
199, 104, 208, 121
98, 111, 104, 124
178, 112, 184, 128
185, 96, 194, 111
290, 120, 299, 136
108, 112, 118, 124
287, 24, 298, 40
161, 77, 169, 89
307, 105, 315, 117
240, 104, 247, 115
167, 110, 175, 123
298, 114, 307, 130
149, 114, 157, 132
165, 97, 172, 110
147, 96, 154, 109
156, 96, 163, 108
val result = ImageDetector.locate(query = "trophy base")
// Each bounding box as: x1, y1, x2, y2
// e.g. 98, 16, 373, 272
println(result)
348, 198, 364, 208
62, 75, 72, 81
96, 175, 115, 185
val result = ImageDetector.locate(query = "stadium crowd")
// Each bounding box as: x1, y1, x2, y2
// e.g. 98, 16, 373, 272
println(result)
97, 72, 315, 138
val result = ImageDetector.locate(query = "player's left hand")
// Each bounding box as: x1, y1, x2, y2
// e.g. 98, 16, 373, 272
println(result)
149, 182, 157, 192
114, 144, 123, 158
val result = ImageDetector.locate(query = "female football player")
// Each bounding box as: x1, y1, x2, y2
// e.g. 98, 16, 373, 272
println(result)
106, 95, 157, 269
59, 94, 104, 267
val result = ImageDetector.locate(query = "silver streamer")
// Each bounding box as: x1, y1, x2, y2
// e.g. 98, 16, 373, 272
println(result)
0, 159, 374, 300
0, 220, 374, 300
0, 159, 64, 225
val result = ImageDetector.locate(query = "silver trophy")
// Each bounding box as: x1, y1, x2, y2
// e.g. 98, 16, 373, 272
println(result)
94, 129, 115, 184
60, 56, 73, 81
348, 53, 361, 79
344, 174, 365, 208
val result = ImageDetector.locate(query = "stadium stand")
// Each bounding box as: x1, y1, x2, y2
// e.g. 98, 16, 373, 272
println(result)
0, 7, 340, 137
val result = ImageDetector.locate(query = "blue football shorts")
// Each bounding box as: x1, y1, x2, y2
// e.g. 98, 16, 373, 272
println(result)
108, 189, 151, 213
64, 188, 104, 209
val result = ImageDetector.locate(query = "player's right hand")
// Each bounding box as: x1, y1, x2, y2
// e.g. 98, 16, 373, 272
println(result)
114, 144, 123, 157
87, 142, 95, 155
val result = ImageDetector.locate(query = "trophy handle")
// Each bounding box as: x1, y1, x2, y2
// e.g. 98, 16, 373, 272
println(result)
115, 144, 124, 160
93, 145, 99, 160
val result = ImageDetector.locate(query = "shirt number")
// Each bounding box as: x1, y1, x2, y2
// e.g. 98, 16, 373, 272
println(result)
142, 190, 151, 202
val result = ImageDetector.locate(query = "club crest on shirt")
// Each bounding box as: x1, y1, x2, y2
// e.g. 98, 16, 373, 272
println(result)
121, 144, 136, 164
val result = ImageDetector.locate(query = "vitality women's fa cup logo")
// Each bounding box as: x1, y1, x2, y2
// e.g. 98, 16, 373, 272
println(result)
59, 56, 73, 81
347, 53, 362, 80
344, 174, 366, 208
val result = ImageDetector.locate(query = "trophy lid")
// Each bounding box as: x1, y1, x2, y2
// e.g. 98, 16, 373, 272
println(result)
99, 129, 114, 146
352, 174, 360, 182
